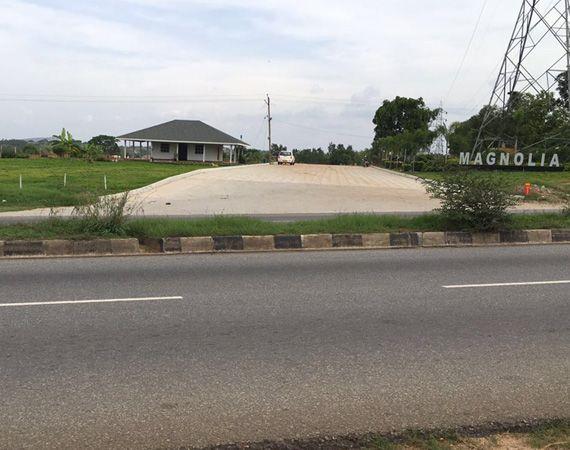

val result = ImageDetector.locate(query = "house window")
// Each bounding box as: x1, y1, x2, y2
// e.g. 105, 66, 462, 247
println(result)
160, 143, 170, 153
195, 144, 204, 155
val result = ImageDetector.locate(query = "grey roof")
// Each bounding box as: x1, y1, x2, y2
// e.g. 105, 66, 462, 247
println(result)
118, 120, 249, 146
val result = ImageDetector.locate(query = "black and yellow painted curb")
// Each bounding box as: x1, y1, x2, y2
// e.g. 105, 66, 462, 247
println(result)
0, 229, 567, 258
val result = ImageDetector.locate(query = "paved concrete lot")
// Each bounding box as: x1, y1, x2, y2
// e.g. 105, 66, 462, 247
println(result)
0, 246, 569, 449
0, 164, 560, 220
130, 164, 438, 215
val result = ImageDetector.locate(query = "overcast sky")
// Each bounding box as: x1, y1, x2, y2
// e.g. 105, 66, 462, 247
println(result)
0, 0, 534, 149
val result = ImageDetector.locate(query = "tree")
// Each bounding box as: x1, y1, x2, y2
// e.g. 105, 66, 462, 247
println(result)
556, 72, 569, 109
293, 148, 328, 164
51, 128, 82, 157
447, 105, 502, 156
328, 143, 359, 166
88, 135, 120, 155
271, 143, 287, 160
21, 143, 40, 156
371, 97, 439, 162
448, 91, 570, 161
80, 143, 104, 163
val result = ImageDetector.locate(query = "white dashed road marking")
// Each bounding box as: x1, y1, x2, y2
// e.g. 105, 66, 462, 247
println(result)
0, 296, 184, 308
443, 280, 570, 289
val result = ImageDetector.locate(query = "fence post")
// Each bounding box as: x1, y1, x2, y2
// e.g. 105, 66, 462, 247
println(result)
104, 175, 107, 191
19, 175, 23, 190
64, 173, 67, 187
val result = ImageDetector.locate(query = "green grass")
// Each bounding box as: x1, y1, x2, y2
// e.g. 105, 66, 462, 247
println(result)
417, 170, 570, 202
125, 214, 452, 239
364, 421, 570, 450
0, 213, 569, 241
527, 420, 570, 449
0, 159, 209, 212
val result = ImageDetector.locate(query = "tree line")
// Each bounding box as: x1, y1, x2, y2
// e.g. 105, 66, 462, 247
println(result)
368, 74, 570, 169
0, 132, 122, 161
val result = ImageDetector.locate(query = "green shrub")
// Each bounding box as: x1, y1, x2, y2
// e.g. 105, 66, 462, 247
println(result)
71, 192, 133, 235
424, 172, 518, 231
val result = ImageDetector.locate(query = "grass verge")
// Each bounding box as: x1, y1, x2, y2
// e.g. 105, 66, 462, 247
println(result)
196, 419, 570, 450
417, 171, 570, 203
0, 159, 209, 212
0, 213, 570, 241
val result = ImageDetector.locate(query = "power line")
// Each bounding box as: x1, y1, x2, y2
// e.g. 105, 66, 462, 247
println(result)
276, 119, 371, 140
444, 0, 490, 102
0, 93, 378, 106
0, 96, 263, 104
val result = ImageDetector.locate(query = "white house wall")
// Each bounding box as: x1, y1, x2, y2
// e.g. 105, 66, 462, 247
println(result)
187, 143, 221, 162
151, 142, 223, 162
151, 142, 176, 161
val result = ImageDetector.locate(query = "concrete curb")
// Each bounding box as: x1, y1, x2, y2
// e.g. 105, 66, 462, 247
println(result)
0, 229, 567, 259
370, 165, 424, 182
0, 239, 139, 258
149, 228, 565, 255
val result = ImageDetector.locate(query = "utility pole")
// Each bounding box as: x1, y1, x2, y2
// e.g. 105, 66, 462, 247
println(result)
265, 94, 272, 162
566, 0, 570, 113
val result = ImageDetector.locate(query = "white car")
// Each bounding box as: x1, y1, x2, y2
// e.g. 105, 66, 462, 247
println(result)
277, 151, 295, 165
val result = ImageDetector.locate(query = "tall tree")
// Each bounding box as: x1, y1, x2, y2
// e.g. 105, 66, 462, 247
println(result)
328, 143, 359, 166
371, 97, 439, 161
88, 135, 120, 155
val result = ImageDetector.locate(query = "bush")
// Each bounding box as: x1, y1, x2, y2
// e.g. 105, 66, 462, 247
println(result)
71, 192, 133, 235
411, 154, 457, 172
424, 172, 518, 231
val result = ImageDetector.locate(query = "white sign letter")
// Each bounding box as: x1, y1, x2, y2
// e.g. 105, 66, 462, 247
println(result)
528, 153, 536, 167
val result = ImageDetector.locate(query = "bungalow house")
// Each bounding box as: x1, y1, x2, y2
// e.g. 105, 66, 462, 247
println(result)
118, 120, 249, 163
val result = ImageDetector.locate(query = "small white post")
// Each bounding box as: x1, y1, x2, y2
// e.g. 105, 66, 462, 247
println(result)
19, 174, 22, 190
104, 175, 107, 190
64, 173, 67, 187
203, 144, 206, 163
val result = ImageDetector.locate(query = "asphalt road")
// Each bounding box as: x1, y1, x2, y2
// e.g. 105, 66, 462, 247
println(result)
1, 246, 569, 449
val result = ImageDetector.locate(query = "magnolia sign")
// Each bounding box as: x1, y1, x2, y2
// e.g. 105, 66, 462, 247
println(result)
459, 152, 560, 168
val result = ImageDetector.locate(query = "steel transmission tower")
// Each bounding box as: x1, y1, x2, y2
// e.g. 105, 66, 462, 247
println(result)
432, 102, 449, 155
474, 0, 570, 152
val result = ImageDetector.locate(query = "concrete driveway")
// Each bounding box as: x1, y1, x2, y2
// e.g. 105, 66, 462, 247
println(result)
0, 164, 558, 220
130, 164, 438, 216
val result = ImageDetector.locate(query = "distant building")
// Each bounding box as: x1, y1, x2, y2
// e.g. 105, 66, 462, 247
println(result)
118, 120, 249, 163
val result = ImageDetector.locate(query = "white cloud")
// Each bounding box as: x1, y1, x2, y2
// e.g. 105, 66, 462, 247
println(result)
0, 0, 547, 149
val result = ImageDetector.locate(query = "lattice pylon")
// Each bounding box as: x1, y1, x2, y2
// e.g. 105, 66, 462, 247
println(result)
474, 0, 570, 151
